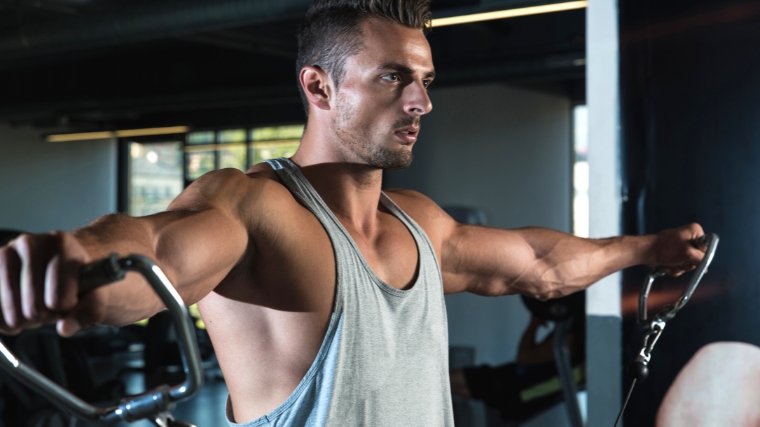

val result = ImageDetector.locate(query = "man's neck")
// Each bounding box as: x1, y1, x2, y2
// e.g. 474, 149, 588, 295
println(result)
290, 147, 385, 234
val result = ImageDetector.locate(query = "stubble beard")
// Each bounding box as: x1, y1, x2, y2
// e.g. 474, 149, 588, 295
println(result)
333, 98, 414, 171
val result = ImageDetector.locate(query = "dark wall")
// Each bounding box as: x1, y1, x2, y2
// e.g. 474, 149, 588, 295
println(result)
620, 1, 760, 425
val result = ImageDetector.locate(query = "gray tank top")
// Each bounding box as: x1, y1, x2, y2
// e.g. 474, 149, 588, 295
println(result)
226, 158, 454, 426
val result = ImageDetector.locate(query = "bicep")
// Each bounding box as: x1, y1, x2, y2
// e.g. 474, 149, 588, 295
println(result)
441, 224, 537, 295
134, 174, 250, 304
150, 209, 248, 298
72, 179, 251, 325
384, 189, 537, 296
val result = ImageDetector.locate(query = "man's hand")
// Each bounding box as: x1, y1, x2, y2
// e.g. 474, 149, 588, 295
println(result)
0, 231, 107, 337
649, 223, 707, 276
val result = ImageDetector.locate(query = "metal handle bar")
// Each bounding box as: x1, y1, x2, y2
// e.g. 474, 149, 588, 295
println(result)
614, 233, 719, 427
0, 254, 204, 424
638, 233, 719, 326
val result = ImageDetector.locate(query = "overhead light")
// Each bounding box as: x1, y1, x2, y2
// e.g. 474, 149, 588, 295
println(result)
115, 126, 188, 137
432, 1, 587, 27
47, 131, 114, 142
47, 126, 189, 142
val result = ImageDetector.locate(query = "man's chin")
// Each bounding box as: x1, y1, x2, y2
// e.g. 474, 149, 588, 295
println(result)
383, 160, 412, 171
374, 152, 413, 170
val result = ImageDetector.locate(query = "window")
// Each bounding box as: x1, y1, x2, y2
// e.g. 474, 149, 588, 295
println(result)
127, 141, 184, 217
572, 105, 589, 237
184, 124, 304, 186
124, 124, 304, 216
249, 125, 302, 166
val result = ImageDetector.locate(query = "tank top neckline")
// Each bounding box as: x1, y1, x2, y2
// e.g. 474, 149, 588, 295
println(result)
270, 158, 423, 297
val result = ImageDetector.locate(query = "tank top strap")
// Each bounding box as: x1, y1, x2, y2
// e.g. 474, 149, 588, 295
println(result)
378, 193, 443, 283
266, 158, 347, 235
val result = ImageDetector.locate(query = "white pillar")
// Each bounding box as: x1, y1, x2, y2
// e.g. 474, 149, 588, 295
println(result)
586, 0, 622, 425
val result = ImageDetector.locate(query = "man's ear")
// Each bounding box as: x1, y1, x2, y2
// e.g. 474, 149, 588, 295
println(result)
300, 66, 333, 112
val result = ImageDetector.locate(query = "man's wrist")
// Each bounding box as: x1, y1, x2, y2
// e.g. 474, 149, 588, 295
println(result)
612, 234, 658, 268
633, 234, 659, 267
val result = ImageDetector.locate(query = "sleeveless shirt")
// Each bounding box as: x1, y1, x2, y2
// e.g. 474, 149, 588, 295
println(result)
226, 158, 454, 426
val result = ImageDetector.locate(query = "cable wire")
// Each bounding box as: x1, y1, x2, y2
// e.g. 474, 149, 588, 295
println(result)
613, 378, 637, 427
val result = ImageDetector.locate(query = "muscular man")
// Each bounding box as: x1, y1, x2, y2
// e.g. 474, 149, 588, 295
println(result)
0, 0, 707, 425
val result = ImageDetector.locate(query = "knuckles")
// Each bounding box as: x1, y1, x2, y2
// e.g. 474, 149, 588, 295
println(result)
21, 302, 47, 322
3, 307, 24, 329
0, 232, 75, 330
687, 222, 704, 234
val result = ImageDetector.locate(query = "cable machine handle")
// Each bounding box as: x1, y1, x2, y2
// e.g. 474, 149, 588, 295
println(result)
638, 233, 719, 326
0, 254, 204, 424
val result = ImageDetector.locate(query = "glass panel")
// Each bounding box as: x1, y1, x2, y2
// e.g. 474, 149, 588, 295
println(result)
219, 144, 247, 171
187, 131, 214, 145
185, 145, 216, 180
128, 141, 183, 216
250, 125, 305, 142
249, 140, 301, 166
217, 129, 247, 143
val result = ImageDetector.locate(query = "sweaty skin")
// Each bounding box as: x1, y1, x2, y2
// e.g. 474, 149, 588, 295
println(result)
0, 18, 706, 424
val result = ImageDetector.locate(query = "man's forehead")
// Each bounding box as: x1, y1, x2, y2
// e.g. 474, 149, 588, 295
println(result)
354, 17, 434, 73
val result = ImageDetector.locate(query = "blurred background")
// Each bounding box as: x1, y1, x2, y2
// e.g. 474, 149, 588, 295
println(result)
0, 0, 757, 426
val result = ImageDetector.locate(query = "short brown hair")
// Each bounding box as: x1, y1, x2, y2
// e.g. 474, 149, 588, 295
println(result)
296, 0, 432, 116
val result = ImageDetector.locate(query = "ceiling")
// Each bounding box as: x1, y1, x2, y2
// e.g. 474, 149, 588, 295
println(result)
0, 0, 585, 132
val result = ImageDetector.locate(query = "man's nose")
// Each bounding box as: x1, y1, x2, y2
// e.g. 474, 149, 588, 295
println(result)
403, 81, 433, 116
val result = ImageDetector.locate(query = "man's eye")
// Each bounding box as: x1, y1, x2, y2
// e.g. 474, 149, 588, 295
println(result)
423, 80, 432, 88
382, 73, 399, 82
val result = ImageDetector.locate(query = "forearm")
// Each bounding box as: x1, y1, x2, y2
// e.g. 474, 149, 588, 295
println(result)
516, 228, 657, 297
445, 225, 658, 299
73, 214, 168, 326
73, 208, 247, 326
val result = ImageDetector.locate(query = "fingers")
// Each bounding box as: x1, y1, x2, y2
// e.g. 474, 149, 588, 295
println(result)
686, 244, 705, 264
16, 234, 55, 324
0, 232, 90, 335
664, 264, 697, 277
0, 245, 23, 334
45, 231, 90, 313
654, 223, 708, 273
685, 222, 704, 240
57, 290, 106, 337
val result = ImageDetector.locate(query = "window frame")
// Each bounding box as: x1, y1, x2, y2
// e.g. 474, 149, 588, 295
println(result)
118, 125, 304, 215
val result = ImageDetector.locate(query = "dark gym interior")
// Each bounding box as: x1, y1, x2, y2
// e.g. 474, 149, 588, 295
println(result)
0, 0, 757, 426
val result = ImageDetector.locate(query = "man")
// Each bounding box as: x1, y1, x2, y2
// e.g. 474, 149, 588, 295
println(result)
0, 0, 706, 425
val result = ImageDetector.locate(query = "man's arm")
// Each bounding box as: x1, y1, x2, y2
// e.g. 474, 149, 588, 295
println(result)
441, 217, 706, 298
0, 168, 252, 336
383, 190, 705, 298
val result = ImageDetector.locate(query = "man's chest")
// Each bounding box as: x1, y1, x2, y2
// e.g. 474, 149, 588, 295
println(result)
246, 197, 438, 297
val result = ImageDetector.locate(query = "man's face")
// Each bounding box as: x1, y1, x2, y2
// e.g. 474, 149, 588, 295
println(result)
331, 18, 435, 170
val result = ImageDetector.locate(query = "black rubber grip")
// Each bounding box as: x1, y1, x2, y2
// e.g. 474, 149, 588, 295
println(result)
627, 361, 649, 382
79, 253, 126, 295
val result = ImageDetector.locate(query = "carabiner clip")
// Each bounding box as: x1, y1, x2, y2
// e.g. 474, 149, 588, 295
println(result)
614, 233, 719, 427
639, 233, 719, 327
633, 233, 719, 376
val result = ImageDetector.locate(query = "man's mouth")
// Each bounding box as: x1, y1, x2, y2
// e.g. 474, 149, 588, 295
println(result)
394, 126, 420, 144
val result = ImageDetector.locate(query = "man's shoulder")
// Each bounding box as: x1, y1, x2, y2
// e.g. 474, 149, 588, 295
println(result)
170, 164, 300, 219
384, 188, 439, 213
384, 189, 455, 237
